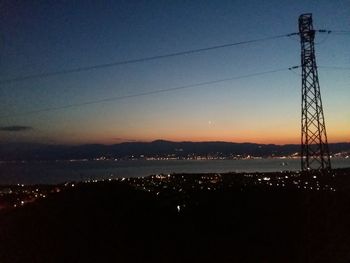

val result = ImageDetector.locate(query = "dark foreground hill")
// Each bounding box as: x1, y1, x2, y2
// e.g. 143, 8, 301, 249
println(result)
1, 170, 350, 263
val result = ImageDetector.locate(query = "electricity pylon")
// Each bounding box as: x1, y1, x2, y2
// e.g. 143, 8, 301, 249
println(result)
299, 13, 331, 170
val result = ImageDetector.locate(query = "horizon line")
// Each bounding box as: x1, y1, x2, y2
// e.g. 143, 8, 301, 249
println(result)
1, 139, 350, 147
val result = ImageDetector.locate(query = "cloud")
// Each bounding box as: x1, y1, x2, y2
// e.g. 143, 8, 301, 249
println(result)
0, 125, 33, 132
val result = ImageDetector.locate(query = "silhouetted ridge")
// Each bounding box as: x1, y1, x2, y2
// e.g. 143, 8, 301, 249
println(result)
0, 141, 349, 161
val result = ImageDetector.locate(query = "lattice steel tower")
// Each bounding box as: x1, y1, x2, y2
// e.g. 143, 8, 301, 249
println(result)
299, 13, 331, 170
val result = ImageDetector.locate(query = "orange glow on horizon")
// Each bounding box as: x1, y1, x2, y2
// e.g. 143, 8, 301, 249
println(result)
67, 132, 349, 146
25, 122, 348, 146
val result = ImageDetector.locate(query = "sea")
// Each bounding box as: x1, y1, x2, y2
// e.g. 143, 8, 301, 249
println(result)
0, 158, 349, 185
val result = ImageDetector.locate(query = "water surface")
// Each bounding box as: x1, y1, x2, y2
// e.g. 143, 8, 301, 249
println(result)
1, 158, 349, 185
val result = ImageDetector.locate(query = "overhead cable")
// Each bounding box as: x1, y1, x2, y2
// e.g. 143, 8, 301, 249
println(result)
0, 33, 296, 85
1, 67, 295, 118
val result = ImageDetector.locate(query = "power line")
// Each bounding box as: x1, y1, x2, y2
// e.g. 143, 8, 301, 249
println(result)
317, 29, 350, 34
0, 33, 296, 85
291, 65, 350, 71
312, 29, 350, 45
0, 29, 346, 85
288, 65, 350, 73
1, 67, 295, 119
330, 30, 350, 34
288, 65, 301, 76
318, 66, 350, 70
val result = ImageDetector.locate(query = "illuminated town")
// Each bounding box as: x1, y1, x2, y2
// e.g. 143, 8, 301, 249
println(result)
1, 167, 347, 212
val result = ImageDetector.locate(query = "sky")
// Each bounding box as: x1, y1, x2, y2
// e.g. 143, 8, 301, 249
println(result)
0, 0, 349, 145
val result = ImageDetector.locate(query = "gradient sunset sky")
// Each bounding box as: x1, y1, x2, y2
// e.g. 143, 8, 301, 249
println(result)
0, 0, 349, 145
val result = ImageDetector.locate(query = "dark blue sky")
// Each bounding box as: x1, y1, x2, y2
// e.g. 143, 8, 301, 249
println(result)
0, 0, 349, 144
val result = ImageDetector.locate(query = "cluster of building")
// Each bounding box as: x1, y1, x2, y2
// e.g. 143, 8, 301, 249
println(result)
75, 151, 350, 162
0, 184, 59, 210
127, 170, 338, 195
0, 168, 343, 212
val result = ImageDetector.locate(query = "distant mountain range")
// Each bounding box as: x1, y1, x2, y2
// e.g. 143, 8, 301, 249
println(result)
0, 140, 349, 161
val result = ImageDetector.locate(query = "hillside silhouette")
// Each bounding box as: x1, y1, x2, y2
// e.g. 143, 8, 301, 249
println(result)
1, 169, 350, 263
0, 140, 349, 161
